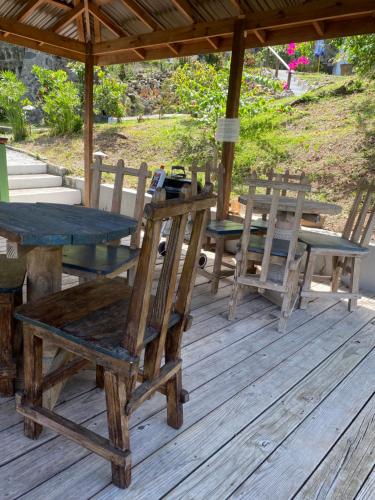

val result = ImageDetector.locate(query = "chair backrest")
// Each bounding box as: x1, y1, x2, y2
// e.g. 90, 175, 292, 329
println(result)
342, 183, 375, 248
122, 184, 216, 377
262, 169, 306, 219
190, 159, 218, 197
239, 172, 310, 291
90, 155, 150, 248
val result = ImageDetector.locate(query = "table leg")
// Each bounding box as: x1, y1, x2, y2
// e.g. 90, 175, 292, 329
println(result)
26, 246, 72, 409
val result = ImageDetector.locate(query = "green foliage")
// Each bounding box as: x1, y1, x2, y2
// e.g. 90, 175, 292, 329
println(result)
336, 35, 375, 79
94, 69, 128, 118
0, 71, 30, 141
169, 60, 283, 165
170, 61, 282, 132
32, 66, 82, 135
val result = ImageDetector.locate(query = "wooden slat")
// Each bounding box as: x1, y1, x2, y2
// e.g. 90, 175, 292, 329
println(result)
1, 294, 368, 496
16, 395, 130, 466
295, 395, 375, 499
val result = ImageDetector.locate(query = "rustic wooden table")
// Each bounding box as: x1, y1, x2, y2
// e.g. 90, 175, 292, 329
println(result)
0, 202, 137, 406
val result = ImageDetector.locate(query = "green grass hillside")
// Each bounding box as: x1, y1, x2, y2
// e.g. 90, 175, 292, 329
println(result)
11, 74, 374, 230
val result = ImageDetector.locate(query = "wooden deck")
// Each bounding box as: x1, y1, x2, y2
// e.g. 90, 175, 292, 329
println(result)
0, 244, 374, 499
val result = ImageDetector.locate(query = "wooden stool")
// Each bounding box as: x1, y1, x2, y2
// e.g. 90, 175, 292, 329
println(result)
0, 255, 26, 396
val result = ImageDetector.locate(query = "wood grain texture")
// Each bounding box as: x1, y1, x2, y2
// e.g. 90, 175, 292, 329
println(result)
295, 395, 375, 500
0, 202, 137, 245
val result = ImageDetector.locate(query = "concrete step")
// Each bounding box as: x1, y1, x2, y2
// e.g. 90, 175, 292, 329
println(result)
7, 161, 47, 175
6, 149, 48, 175
8, 174, 62, 190
9, 187, 82, 205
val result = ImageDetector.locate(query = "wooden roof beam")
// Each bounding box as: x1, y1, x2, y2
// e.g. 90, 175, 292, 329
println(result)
170, 0, 196, 23
51, 1, 85, 34
95, 14, 375, 66
253, 29, 266, 44
313, 20, 325, 36
93, 0, 375, 56
46, 0, 72, 11
0, 14, 85, 56
119, 0, 161, 31
89, 2, 144, 59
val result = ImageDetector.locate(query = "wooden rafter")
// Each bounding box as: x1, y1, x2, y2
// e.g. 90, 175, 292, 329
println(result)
84, 0, 91, 41
313, 20, 325, 36
74, 0, 85, 42
46, 0, 72, 11
95, 15, 375, 65
89, 2, 145, 59
93, 0, 375, 56
16, 0, 45, 22
253, 29, 266, 44
51, 1, 85, 33
0, 15, 85, 56
119, 0, 160, 31
170, 0, 197, 23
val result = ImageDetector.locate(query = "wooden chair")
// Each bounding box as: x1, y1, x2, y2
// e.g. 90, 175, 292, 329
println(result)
191, 161, 244, 294
299, 183, 375, 311
62, 156, 150, 280
228, 173, 310, 333
0, 255, 26, 396
15, 185, 215, 488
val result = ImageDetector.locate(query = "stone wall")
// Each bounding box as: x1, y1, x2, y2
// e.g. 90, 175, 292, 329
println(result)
0, 42, 67, 99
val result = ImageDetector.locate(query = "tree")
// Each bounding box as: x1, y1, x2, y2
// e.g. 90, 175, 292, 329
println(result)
337, 35, 375, 79
0, 71, 30, 141
32, 66, 82, 135
94, 69, 128, 119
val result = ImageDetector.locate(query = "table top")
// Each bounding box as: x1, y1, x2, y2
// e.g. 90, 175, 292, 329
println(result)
0, 202, 137, 246
238, 195, 342, 216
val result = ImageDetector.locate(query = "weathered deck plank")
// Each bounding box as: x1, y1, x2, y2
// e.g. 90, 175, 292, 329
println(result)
295, 394, 375, 500
15, 299, 374, 499
0, 231, 373, 499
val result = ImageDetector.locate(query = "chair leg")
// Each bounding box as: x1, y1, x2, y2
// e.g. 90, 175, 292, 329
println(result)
104, 369, 131, 489
349, 257, 361, 312
331, 256, 343, 292
96, 365, 105, 389
299, 251, 316, 310
211, 238, 224, 295
279, 268, 298, 333
0, 295, 16, 396
228, 275, 241, 321
23, 327, 43, 439
166, 369, 183, 429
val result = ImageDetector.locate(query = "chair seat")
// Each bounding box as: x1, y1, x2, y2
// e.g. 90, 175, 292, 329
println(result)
15, 278, 181, 361
206, 219, 267, 236
298, 230, 369, 256
0, 255, 26, 293
248, 235, 306, 259
206, 219, 243, 236
62, 244, 140, 276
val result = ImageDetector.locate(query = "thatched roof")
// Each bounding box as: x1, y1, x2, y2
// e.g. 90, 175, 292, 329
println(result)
0, 0, 373, 64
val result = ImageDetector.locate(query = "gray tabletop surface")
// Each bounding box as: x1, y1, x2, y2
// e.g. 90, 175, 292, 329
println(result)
238, 195, 342, 216
0, 202, 137, 246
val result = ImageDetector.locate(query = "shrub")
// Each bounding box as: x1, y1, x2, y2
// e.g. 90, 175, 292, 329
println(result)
0, 71, 30, 141
32, 66, 82, 135
94, 70, 128, 119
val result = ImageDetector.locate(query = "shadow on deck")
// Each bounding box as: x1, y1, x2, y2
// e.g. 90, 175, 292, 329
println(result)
0, 243, 374, 499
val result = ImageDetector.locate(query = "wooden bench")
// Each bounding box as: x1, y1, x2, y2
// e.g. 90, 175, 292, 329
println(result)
0, 255, 26, 396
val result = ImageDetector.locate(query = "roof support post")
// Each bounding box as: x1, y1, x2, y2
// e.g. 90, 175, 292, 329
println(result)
84, 42, 94, 206
219, 19, 246, 219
